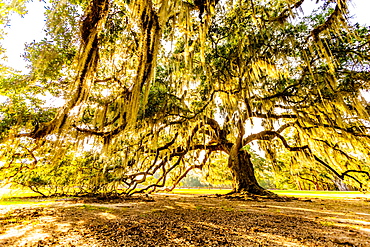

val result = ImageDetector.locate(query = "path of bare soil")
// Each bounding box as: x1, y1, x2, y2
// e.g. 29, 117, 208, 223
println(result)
0, 194, 369, 246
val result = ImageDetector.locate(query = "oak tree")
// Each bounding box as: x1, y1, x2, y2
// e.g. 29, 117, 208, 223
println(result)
0, 0, 369, 196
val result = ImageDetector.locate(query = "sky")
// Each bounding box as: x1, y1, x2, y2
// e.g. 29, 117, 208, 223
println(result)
1, 0, 370, 72
2, 0, 47, 72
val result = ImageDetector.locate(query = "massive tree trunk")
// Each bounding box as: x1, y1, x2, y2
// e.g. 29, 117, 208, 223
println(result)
228, 148, 267, 195
228, 144, 271, 195
227, 120, 273, 196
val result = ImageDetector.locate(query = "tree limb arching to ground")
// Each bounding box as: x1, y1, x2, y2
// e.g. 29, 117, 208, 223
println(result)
0, 0, 369, 197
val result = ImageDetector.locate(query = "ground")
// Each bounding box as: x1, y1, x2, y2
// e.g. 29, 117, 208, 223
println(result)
0, 193, 369, 246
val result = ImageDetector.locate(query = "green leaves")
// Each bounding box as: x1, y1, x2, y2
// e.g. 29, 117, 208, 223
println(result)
0, 0, 27, 60
23, 1, 80, 82
24, 39, 77, 81
0, 74, 56, 141
0, 0, 369, 196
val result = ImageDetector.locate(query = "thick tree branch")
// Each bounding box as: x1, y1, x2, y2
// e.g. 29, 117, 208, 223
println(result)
159, 151, 211, 192
311, 2, 347, 41
129, 154, 185, 195
73, 113, 127, 138
243, 122, 296, 145
267, 0, 305, 23
342, 170, 370, 180
313, 155, 364, 188
312, 138, 357, 162
20, 0, 111, 139
253, 113, 298, 119
299, 122, 370, 138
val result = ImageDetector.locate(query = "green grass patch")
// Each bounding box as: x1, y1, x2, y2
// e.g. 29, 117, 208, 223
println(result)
221, 205, 234, 211
273, 190, 370, 199
168, 189, 370, 199
0, 199, 38, 206
79, 204, 111, 211
0, 187, 45, 199
2, 186, 369, 201
170, 188, 231, 195
320, 221, 335, 227
0, 198, 56, 206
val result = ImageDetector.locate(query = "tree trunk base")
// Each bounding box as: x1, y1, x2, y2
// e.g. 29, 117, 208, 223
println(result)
231, 185, 275, 196
221, 187, 291, 202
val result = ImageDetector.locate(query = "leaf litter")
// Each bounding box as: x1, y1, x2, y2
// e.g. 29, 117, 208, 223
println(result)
0, 194, 369, 246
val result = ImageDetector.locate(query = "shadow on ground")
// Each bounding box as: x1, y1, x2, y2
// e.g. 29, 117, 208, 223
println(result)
0, 194, 369, 246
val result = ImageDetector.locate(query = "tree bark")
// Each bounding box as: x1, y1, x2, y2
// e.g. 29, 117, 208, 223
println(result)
227, 120, 273, 196
228, 147, 271, 195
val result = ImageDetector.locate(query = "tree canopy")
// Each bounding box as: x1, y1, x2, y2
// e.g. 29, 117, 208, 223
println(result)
0, 0, 369, 196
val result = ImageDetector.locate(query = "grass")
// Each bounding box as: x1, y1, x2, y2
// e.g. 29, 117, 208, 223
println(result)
0, 199, 39, 206
0, 187, 43, 199
320, 221, 335, 227
169, 188, 370, 199
273, 190, 370, 199
79, 204, 111, 211
0, 187, 57, 205
0, 198, 56, 206
1, 186, 369, 203
221, 205, 234, 211
170, 188, 231, 195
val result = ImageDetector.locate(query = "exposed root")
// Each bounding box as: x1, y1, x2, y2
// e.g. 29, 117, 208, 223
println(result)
219, 189, 292, 202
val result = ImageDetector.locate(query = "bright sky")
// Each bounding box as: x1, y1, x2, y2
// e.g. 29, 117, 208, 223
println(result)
2, 0, 47, 72
1, 0, 370, 72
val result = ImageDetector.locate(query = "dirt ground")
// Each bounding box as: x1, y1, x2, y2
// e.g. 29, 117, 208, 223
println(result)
0, 194, 369, 247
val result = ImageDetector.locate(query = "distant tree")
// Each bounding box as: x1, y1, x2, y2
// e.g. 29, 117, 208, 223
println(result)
181, 175, 211, 188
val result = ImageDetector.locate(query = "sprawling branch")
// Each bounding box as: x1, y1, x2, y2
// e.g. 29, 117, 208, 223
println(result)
313, 155, 366, 188
73, 112, 127, 138
253, 113, 298, 119
129, 154, 185, 195
243, 122, 296, 145
312, 138, 357, 162
160, 151, 211, 192
267, 0, 305, 23
311, 1, 347, 40
22, 0, 110, 139
299, 122, 370, 138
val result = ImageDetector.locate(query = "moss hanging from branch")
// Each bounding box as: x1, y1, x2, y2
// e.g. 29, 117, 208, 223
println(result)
20, 0, 110, 140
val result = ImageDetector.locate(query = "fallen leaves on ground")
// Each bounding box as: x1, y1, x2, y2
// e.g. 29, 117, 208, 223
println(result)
0, 194, 369, 246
